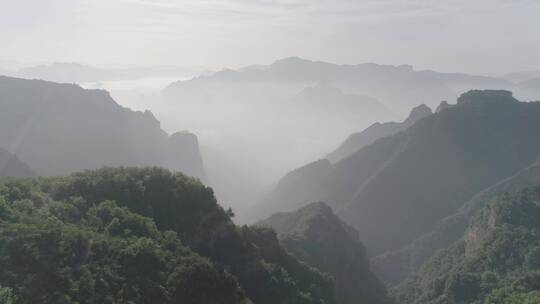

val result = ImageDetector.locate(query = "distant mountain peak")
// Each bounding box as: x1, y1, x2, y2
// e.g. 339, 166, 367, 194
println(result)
271, 56, 309, 66
404, 104, 432, 124
435, 100, 451, 113
457, 89, 516, 105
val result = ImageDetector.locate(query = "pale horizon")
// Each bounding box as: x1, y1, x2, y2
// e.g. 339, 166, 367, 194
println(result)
2, 0, 540, 75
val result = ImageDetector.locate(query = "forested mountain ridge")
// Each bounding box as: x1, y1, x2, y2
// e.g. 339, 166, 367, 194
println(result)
262, 90, 540, 258
0, 76, 205, 180
258, 202, 392, 304
327, 103, 432, 162
0, 167, 334, 304
393, 187, 540, 304
374, 157, 540, 284
0, 147, 35, 178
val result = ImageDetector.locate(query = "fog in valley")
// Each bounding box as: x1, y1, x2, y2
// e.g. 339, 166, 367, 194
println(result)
3, 57, 532, 223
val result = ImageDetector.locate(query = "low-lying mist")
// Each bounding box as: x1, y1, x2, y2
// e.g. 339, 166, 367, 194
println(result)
6, 57, 536, 224
95, 78, 397, 223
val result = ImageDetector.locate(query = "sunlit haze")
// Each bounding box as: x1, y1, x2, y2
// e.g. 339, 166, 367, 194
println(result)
2, 0, 540, 73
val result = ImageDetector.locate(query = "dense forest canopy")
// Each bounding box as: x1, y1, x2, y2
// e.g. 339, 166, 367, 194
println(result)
0, 167, 335, 304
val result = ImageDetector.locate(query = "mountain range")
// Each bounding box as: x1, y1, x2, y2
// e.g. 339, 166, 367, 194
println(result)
261, 90, 540, 259
164, 57, 512, 114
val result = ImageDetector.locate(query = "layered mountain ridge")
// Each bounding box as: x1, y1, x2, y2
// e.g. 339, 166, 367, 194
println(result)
0, 76, 205, 180
262, 90, 540, 259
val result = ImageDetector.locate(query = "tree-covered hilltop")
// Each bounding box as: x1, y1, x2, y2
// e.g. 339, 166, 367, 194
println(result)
0, 167, 334, 304
259, 202, 391, 304
393, 187, 540, 304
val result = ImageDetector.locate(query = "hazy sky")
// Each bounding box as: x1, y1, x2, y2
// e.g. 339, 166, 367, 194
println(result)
1, 0, 540, 73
